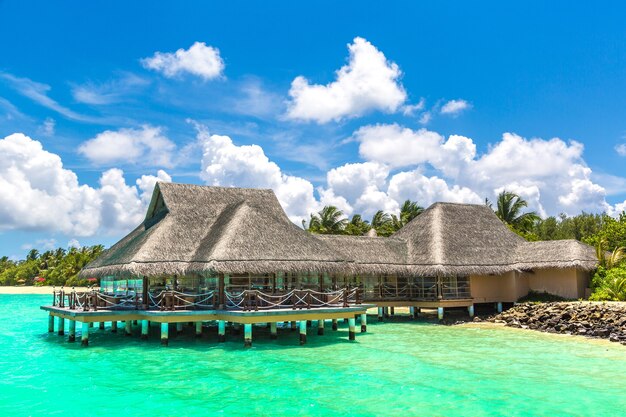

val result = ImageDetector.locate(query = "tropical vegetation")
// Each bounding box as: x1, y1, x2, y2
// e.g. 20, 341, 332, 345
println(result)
0, 246, 104, 287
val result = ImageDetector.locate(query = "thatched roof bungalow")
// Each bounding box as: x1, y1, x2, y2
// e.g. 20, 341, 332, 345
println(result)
82, 182, 597, 305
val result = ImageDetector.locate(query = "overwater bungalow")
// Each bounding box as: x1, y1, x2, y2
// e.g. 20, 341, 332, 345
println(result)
41, 182, 597, 347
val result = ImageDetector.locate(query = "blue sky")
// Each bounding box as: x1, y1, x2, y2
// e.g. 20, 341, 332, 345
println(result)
1, 1, 626, 257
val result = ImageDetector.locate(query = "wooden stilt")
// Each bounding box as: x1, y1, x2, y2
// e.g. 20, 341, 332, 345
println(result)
68, 320, 76, 342
415, 307, 420, 319
48, 314, 54, 333
437, 307, 444, 320
233, 322, 241, 335
57, 317, 65, 336
218, 320, 226, 343
390, 307, 395, 316
360, 313, 367, 333
195, 321, 202, 337
299, 320, 307, 345
270, 322, 278, 340
125, 320, 132, 336
161, 322, 169, 346
332, 318, 338, 331
81, 322, 89, 347
99, 322, 105, 330
317, 319, 324, 335
409, 306, 415, 319
111, 321, 117, 333
244, 323, 252, 348
307, 320, 312, 328
141, 320, 149, 340
89, 322, 94, 328
290, 321, 296, 332
468, 304, 475, 317
176, 323, 183, 335
377, 307, 383, 322
497, 302, 503, 313
384, 307, 390, 318
348, 318, 356, 341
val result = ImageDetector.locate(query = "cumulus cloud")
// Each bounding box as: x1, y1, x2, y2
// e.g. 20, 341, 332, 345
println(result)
440, 99, 471, 115
0, 133, 170, 236
285, 37, 406, 123
78, 125, 176, 167
616, 143, 626, 157
351, 124, 615, 216
142, 42, 225, 80
197, 125, 319, 222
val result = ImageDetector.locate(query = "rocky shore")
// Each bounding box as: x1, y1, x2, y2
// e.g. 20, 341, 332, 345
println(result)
483, 302, 626, 345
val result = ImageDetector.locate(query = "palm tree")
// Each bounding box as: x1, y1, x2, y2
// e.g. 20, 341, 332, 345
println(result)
399, 200, 424, 225
494, 191, 540, 232
371, 210, 396, 237
307, 206, 348, 234
345, 214, 372, 236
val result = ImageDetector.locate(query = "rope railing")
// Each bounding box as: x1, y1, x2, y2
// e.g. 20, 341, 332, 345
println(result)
225, 287, 361, 311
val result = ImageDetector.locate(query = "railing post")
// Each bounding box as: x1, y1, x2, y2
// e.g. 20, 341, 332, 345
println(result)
52, 287, 56, 306
343, 287, 349, 308
307, 290, 311, 309
254, 290, 259, 312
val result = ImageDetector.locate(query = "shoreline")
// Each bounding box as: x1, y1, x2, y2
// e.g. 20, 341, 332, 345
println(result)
0, 286, 91, 294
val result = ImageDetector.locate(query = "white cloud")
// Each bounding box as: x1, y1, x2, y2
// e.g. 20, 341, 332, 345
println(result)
0, 133, 170, 236
67, 239, 81, 248
285, 37, 406, 123
72, 73, 150, 105
401, 98, 425, 116
0, 73, 96, 122
142, 42, 225, 80
616, 143, 626, 157
440, 99, 471, 115
38, 117, 55, 137
351, 124, 617, 216
78, 125, 176, 167
197, 125, 319, 222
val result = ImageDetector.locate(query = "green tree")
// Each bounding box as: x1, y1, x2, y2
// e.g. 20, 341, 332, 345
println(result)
493, 191, 540, 233
345, 214, 372, 236
306, 206, 348, 235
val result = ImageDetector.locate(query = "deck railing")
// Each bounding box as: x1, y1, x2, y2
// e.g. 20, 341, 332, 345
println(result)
51, 287, 360, 311
225, 287, 361, 311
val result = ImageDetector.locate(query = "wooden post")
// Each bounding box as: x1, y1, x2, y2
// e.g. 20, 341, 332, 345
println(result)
377, 307, 383, 322
111, 321, 117, 333
332, 318, 338, 331
161, 322, 169, 346
299, 320, 307, 345
437, 307, 444, 320
233, 322, 241, 335
307, 320, 312, 328
99, 322, 105, 330
176, 323, 183, 334
348, 318, 356, 341
125, 320, 132, 336
218, 320, 226, 342
219, 274, 226, 309
57, 317, 65, 336
81, 322, 89, 347
414, 307, 420, 319
384, 307, 389, 318
48, 314, 54, 333
409, 306, 415, 319
141, 320, 149, 340
195, 321, 202, 338
270, 322, 278, 340
317, 319, 324, 335
497, 302, 503, 313
244, 323, 252, 348
360, 313, 367, 333
142, 276, 149, 309
68, 320, 76, 342
468, 304, 475, 318
390, 307, 395, 316
290, 321, 296, 332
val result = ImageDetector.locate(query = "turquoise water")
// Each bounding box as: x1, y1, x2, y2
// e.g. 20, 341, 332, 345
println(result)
1, 295, 625, 417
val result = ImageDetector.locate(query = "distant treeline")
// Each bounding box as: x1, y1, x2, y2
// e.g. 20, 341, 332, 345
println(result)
0, 246, 104, 287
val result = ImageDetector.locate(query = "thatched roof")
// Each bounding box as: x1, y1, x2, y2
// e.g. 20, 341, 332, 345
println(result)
313, 235, 408, 275
81, 183, 598, 278
81, 183, 345, 277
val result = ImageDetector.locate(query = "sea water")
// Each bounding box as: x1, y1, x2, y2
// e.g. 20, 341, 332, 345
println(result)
1, 295, 625, 417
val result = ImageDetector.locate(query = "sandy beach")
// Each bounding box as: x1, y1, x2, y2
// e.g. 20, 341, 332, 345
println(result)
0, 286, 92, 294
